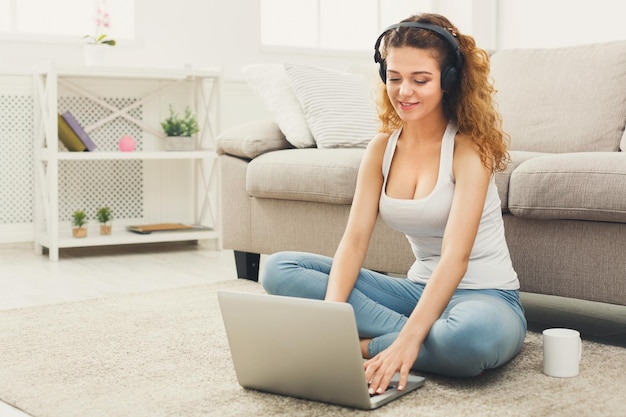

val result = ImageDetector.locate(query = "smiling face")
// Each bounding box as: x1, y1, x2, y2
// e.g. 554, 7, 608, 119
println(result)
385, 46, 446, 125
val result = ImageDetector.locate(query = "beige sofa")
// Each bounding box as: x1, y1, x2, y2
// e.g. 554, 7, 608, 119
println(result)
218, 41, 626, 307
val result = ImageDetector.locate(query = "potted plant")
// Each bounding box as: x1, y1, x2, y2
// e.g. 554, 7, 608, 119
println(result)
82, 4, 116, 66
96, 206, 112, 235
160, 105, 199, 151
72, 210, 88, 238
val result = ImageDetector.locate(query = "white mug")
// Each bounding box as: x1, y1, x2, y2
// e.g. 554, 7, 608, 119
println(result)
542, 328, 582, 378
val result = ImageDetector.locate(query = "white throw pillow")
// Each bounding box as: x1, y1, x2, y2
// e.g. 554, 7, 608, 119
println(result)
242, 64, 315, 148
284, 63, 380, 149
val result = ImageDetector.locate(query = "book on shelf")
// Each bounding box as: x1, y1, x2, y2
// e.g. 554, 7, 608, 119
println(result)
126, 223, 213, 234
57, 114, 86, 152
62, 111, 97, 151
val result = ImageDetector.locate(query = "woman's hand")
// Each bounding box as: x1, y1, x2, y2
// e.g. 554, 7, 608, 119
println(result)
363, 335, 420, 395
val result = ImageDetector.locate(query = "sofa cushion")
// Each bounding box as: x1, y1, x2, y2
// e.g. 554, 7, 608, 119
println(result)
246, 148, 555, 212
246, 148, 364, 204
509, 153, 626, 222
242, 64, 316, 148
216, 119, 293, 160
495, 151, 548, 212
491, 41, 626, 153
284, 63, 379, 149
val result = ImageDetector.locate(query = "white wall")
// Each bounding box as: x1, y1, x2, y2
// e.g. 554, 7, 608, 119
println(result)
3, 0, 625, 129
1, 0, 626, 244
0, 1, 370, 76
1, 0, 374, 130
497, 0, 626, 49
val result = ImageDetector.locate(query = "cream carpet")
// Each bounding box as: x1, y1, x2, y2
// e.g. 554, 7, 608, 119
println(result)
0, 279, 625, 417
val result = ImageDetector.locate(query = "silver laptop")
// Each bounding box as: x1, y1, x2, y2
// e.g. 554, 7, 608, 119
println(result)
217, 290, 425, 410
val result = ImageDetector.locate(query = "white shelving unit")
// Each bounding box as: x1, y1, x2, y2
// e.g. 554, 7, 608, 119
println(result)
32, 62, 222, 261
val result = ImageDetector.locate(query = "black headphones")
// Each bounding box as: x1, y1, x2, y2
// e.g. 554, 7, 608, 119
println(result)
373, 22, 463, 91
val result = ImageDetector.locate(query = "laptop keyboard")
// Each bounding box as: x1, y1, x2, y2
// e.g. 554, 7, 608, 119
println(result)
368, 384, 395, 397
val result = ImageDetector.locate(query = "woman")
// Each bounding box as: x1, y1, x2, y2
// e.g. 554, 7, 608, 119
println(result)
262, 13, 526, 395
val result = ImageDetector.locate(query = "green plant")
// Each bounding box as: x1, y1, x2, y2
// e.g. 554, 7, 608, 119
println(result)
72, 210, 87, 228
160, 106, 199, 137
96, 207, 112, 224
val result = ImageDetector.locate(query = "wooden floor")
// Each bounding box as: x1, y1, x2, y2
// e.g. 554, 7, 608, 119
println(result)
0, 241, 239, 311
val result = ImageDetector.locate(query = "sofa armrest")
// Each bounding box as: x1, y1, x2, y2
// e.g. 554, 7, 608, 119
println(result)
216, 119, 294, 160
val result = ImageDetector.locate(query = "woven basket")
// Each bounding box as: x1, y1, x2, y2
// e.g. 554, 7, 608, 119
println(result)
164, 136, 196, 151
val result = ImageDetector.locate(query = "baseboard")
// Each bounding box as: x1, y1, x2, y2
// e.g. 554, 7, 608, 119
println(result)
0, 224, 33, 243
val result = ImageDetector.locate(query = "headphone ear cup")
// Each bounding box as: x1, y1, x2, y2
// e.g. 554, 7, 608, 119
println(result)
440, 65, 458, 92
378, 60, 387, 84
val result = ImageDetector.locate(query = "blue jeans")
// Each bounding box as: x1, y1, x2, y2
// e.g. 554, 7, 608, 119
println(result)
262, 251, 527, 378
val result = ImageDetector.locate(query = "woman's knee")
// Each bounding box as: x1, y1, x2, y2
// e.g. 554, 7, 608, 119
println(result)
447, 295, 525, 340
467, 321, 522, 367
421, 323, 497, 377
261, 252, 293, 294
424, 305, 525, 376
261, 251, 331, 298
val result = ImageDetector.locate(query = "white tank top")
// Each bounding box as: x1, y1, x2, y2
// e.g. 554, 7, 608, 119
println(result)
379, 123, 519, 290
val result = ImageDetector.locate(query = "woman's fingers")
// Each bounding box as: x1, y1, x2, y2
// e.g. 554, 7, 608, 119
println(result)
364, 355, 401, 395
364, 340, 419, 395
398, 362, 412, 391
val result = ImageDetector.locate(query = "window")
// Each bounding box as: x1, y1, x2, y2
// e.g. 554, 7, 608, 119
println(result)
497, 0, 626, 49
0, 0, 134, 41
260, 0, 475, 52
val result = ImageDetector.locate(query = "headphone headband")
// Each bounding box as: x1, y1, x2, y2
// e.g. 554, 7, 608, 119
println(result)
373, 22, 463, 90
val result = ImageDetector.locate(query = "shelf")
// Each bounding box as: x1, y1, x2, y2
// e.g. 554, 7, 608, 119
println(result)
34, 64, 222, 81
32, 62, 222, 261
35, 225, 219, 249
36, 149, 217, 161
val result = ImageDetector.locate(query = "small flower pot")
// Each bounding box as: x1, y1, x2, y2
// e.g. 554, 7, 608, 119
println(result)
100, 224, 112, 235
83, 44, 108, 66
72, 227, 87, 238
164, 136, 196, 151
